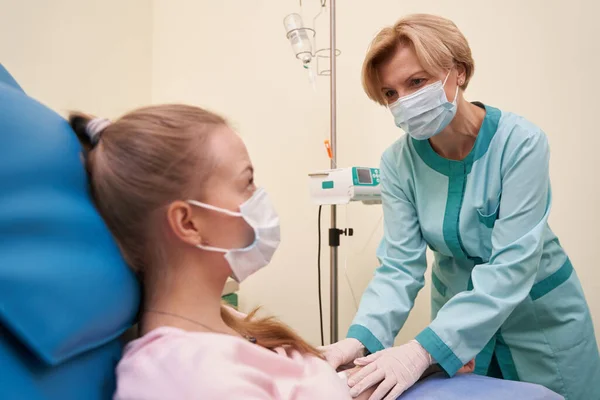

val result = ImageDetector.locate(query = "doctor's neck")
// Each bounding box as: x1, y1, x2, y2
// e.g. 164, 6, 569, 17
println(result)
429, 98, 486, 161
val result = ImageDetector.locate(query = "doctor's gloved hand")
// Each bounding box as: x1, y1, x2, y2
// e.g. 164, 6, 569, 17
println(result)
319, 338, 366, 370
347, 340, 433, 400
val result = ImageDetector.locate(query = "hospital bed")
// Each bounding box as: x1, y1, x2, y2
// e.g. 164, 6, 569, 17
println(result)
0, 64, 562, 399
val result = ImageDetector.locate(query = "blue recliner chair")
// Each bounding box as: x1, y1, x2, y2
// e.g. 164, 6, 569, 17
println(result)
0, 64, 140, 399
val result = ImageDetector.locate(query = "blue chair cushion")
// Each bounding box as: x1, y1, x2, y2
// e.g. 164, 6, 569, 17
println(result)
0, 63, 140, 398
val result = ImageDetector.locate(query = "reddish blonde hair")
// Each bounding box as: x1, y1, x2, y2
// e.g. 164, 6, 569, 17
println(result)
71, 105, 321, 357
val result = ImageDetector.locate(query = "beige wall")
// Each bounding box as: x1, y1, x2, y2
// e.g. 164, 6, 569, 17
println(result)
0, 0, 153, 118
3, 0, 598, 348
152, 0, 600, 346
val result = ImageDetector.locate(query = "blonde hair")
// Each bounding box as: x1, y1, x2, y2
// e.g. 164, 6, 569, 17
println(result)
362, 14, 475, 105
70, 105, 321, 357
71, 105, 224, 274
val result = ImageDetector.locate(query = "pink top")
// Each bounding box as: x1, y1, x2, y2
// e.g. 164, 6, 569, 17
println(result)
114, 327, 351, 400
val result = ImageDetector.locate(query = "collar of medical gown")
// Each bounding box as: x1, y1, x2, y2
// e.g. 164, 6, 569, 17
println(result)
411, 103, 500, 177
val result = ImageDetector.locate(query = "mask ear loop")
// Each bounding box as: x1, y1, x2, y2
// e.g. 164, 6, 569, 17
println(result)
195, 231, 259, 254
452, 84, 460, 104
442, 68, 460, 104
196, 243, 229, 253
442, 68, 452, 86
188, 200, 243, 217
187, 200, 247, 253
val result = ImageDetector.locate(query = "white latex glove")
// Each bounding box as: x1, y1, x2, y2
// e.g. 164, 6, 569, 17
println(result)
318, 338, 366, 370
348, 340, 433, 400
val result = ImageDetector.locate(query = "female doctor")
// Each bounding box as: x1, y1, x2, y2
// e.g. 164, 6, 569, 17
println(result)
321, 14, 600, 400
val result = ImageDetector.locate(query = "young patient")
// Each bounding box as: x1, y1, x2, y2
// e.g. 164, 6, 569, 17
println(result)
71, 104, 382, 399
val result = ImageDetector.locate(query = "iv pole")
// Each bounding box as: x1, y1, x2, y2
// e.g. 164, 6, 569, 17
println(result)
288, 0, 341, 344
328, 0, 338, 344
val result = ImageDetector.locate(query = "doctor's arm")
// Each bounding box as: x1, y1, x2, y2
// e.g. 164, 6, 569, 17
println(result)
346, 151, 428, 354
416, 129, 551, 376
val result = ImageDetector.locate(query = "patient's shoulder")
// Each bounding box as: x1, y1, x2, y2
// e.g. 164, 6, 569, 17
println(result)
114, 327, 351, 399
119, 326, 234, 362
114, 327, 285, 399
116, 326, 258, 374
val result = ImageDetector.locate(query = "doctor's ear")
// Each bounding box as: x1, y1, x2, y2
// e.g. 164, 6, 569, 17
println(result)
166, 201, 204, 246
456, 63, 467, 86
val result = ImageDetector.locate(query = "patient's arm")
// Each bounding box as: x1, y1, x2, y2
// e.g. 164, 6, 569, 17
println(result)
338, 367, 376, 400
421, 359, 475, 377
355, 385, 376, 400
418, 359, 475, 381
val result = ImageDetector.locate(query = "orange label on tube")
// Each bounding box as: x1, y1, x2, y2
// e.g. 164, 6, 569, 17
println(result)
324, 140, 333, 159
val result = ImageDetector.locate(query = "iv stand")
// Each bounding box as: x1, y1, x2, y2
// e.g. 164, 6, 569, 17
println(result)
328, 0, 339, 344
290, 0, 341, 345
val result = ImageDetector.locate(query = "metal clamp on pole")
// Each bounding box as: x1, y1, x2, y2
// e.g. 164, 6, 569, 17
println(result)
329, 227, 354, 247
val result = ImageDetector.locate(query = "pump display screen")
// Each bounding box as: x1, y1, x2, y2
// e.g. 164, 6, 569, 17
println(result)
357, 168, 372, 184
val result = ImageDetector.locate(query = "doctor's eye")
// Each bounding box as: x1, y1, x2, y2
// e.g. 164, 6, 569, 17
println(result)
384, 89, 398, 102
410, 78, 426, 88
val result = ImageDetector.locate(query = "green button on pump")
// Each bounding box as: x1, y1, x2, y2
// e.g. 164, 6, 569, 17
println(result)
322, 181, 334, 189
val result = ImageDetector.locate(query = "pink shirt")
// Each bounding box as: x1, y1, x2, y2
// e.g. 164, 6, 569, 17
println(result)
114, 327, 351, 400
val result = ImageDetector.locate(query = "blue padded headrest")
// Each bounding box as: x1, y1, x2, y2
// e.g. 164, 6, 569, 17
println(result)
0, 64, 23, 92
0, 64, 140, 366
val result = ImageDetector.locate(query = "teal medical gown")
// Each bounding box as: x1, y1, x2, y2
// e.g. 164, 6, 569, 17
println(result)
348, 103, 600, 399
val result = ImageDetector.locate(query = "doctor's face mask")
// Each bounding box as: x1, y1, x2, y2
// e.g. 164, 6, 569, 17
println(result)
388, 70, 458, 140
373, 44, 463, 140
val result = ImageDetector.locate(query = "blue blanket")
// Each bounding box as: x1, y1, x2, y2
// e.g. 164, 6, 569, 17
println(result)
402, 373, 563, 399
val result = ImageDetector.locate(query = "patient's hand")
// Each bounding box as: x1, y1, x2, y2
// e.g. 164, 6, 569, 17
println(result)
458, 359, 475, 374
419, 358, 475, 380
342, 367, 376, 400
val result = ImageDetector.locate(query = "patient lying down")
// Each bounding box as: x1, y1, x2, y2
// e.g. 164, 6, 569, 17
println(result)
69, 104, 472, 399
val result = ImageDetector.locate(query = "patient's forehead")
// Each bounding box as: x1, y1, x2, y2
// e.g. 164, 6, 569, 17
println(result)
209, 126, 252, 179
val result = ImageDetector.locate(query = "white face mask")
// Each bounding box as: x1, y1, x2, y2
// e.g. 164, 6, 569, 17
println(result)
188, 188, 281, 283
389, 70, 459, 141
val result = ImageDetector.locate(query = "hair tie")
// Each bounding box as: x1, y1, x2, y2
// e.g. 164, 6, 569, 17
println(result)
86, 117, 112, 145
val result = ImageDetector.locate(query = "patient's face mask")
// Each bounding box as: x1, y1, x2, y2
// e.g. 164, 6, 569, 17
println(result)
389, 70, 459, 141
188, 188, 281, 283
